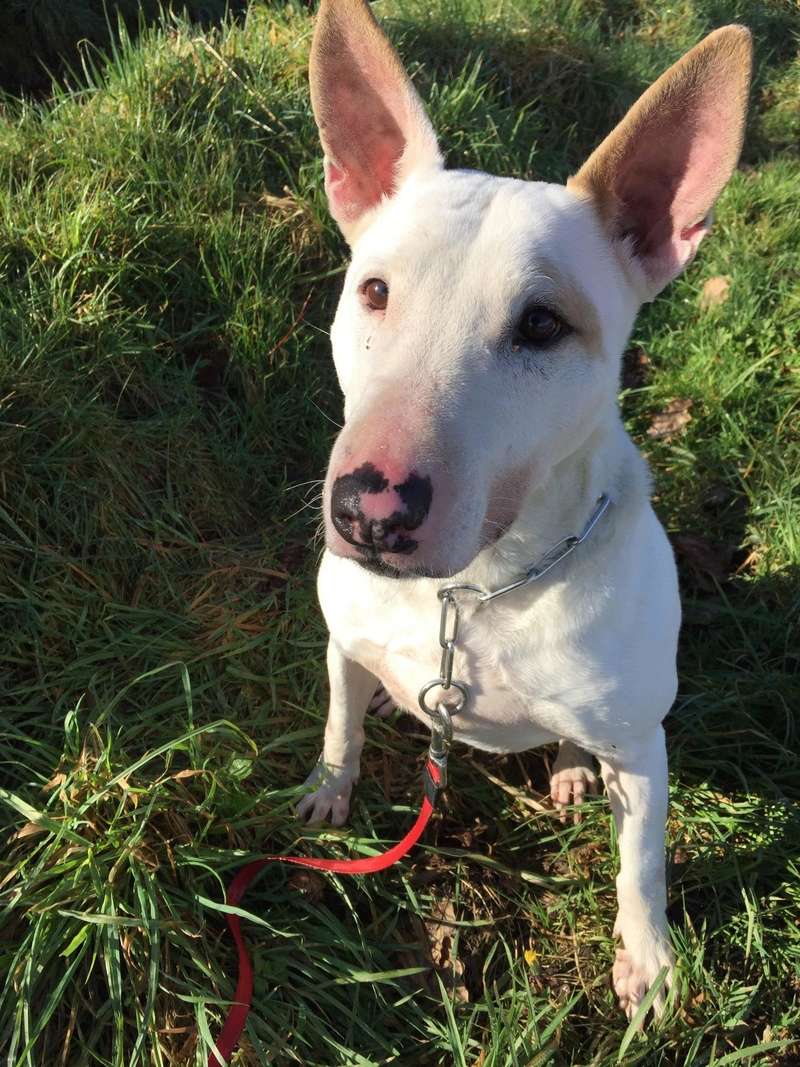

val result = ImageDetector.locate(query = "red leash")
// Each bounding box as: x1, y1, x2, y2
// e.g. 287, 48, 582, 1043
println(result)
207, 757, 445, 1067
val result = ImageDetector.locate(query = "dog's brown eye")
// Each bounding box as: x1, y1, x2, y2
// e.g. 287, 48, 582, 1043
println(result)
363, 278, 389, 311
516, 306, 566, 347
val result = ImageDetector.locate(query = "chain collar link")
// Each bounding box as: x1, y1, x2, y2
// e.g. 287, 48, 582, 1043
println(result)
418, 494, 612, 734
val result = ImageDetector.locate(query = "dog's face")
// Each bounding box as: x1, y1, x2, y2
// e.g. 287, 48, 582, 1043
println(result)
310, 0, 751, 579
325, 173, 633, 577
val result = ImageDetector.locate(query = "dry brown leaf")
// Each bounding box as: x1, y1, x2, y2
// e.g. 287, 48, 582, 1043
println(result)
699, 275, 730, 309
287, 870, 326, 903
12, 822, 48, 841
621, 347, 651, 390
425, 897, 469, 1003
647, 398, 693, 440
734, 546, 763, 575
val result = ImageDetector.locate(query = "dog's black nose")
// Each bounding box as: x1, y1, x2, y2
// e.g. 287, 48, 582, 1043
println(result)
334, 512, 416, 554
330, 467, 430, 555
331, 498, 417, 554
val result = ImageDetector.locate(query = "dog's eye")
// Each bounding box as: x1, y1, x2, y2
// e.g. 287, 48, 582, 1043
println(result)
362, 278, 389, 311
516, 306, 566, 347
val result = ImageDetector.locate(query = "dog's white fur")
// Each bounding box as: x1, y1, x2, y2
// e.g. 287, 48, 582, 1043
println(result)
298, 0, 751, 1019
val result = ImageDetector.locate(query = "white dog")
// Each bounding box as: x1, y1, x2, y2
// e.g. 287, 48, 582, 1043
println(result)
297, 0, 751, 1019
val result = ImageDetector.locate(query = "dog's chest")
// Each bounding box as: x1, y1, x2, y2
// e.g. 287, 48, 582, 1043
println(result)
319, 562, 600, 752
375, 642, 557, 752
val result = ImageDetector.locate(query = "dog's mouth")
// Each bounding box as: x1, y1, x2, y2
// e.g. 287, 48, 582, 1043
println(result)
354, 554, 443, 580
352, 512, 517, 581
483, 519, 512, 546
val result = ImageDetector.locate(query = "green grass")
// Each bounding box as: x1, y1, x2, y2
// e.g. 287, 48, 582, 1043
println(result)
0, 1, 798, 1064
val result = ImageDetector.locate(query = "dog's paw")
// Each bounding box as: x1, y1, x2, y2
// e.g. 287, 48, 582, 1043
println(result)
612, 928, 674, 1021
549, 748, 598, 823
296, 760, 359, 826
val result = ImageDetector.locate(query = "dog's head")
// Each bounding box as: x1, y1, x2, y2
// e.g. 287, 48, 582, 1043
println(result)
310, 0, 751, 579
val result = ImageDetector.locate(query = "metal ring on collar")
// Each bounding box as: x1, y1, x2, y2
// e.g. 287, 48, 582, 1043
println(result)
437, 583, 485, 602
418, 679, 468, 716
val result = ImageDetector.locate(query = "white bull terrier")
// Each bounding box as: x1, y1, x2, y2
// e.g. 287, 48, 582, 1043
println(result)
296, 0, 751, 1019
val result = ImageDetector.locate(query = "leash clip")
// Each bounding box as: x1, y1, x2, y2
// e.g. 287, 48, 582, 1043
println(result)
424, 705, 453, 805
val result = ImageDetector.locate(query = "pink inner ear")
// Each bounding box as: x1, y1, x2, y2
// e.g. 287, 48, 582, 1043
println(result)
614, 92, 736, 284
324, 129, 403, 225
319, 38, 413, 225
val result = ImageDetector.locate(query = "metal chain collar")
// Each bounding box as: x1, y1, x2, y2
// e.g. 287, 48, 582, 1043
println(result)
417, 494, 612, 746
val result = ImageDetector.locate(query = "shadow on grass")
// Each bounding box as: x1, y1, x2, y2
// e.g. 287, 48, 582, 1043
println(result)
0, 0, 248, 95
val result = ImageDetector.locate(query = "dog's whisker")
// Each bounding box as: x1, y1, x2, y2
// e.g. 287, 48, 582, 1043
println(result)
307, 398, 343, 429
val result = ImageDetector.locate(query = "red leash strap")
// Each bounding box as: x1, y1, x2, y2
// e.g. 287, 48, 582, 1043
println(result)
207, 758, 444, 1067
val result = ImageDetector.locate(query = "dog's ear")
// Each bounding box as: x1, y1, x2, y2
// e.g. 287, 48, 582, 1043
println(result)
568, 26, 752, 298
309, 0, 441, 241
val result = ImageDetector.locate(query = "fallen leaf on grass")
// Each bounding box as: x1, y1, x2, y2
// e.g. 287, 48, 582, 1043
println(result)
733, 546, 764, 575
699, 275, 730, 309
621, 347, 651, 390
425, 897, 469, 1003
647, 398, 693, 440
287, 870, 326, 903
11, 822, 48, 841
452, 827, 475, 848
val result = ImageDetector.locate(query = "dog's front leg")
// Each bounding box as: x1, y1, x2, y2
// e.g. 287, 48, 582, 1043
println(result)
296, 640, 376, 826
599, 726, 674, 1020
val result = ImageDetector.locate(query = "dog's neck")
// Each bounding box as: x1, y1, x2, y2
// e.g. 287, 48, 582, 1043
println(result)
462, 412, 648, 593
